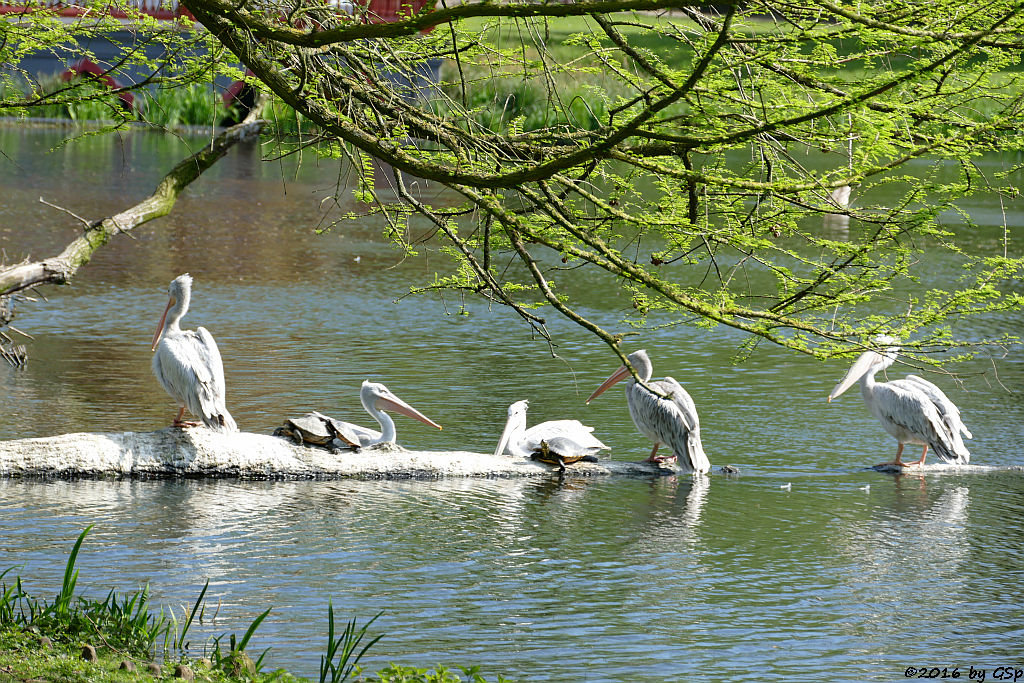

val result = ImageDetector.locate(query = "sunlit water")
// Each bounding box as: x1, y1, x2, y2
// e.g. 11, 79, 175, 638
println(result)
1, 126, 1023, 681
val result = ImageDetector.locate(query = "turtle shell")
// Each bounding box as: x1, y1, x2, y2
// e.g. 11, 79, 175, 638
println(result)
274, 413, 334, 447
315, 414, 362, 449
530, 438, 600, 469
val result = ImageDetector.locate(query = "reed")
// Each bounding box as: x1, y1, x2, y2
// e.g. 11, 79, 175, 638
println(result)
0, 527, 267, 674
320, 604, 383, 683
0, 526, 173, 654
0, 528, 509, 682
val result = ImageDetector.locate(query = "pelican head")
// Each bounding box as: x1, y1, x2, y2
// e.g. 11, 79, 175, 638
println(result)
828, 336, 900, 402
359, 380, 442, 431
586, 349, 653, 404
151, 273, 194, 351
494, 400, 529, 457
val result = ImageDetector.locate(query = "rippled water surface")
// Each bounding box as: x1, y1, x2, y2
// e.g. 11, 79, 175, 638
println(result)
1, 127, 1023, 681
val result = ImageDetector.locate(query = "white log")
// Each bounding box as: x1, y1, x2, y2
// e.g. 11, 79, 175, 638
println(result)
869, 462, 1020, 473
0, 429, 676, 479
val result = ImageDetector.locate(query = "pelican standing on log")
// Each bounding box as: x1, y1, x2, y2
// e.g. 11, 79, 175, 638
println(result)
332, 380, 442, 447
494, 399, 609, 460
151, 273, 237, 432
827, 337, 972, 467
586, 349, 710, 473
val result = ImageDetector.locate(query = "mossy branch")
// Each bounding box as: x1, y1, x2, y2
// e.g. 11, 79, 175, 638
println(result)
0, 113, 266, 297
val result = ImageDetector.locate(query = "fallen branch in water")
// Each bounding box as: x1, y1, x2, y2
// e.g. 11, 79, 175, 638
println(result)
0, 107, 267, 297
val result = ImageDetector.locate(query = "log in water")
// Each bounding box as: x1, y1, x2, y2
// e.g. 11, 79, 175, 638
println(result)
0, 428, 675, 479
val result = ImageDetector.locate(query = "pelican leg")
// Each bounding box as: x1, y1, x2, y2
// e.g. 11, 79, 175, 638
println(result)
900, 445, 930, 467
645, 443, 677, 464
171, 406, 200, 428
876, 443, 911, 468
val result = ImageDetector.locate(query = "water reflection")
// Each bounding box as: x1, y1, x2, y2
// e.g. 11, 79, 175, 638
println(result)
2, 468, 1024, 679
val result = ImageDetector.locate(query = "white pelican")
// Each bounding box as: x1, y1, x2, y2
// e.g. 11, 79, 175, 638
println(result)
586, 349, 710, 473
151, 273, 237, 432
494, 399, 609, 461
828, 338, 972, 467
332, 380, 442, 447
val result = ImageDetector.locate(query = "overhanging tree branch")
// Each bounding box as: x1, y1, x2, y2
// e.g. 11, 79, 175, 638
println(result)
0, 110, 267, 296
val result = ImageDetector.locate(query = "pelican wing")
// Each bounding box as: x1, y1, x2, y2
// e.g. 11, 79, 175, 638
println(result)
902, 375, 973, 440
627, 378, 710, 473
152, 327, 236, 432
521, 419, 608, 458
196, 327, 227, 401
872, 383, 968, 464
658, 377, 699, 432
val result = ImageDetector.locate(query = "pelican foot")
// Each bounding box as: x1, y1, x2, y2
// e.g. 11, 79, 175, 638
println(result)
172, 420, 201, 428
875, 460, 916, 468
646, 454, 677, 464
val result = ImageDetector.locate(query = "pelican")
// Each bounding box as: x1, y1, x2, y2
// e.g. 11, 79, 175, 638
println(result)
586, 349, 710, 473
828, 338, 972, 467
494, 399, 609, 460
151, 273, 237, 432
331, 380, 442, 447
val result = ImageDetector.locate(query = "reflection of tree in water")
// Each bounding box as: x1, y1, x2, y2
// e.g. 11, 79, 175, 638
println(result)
0, 292, 27, 366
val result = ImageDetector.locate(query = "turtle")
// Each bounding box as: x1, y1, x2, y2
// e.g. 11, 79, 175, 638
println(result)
316, 414, 363, 449
273, 411, 361, 452
530, 437, 600, 473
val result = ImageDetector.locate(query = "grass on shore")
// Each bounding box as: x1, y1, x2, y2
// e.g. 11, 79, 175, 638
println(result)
0, 528, 508, 683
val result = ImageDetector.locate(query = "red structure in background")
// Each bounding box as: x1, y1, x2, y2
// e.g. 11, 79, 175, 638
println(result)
2, 0, 437, 116
362, 0, 434, 27
60, 58, 135, 108
0, 0, 192, 20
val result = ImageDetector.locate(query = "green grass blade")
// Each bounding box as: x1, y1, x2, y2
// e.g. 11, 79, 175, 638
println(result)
236, 607, 271, 652
176, 579, 209, 650
56, 525, 93, 617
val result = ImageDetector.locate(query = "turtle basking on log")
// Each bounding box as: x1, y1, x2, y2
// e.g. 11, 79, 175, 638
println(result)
273, 411, 361, 452
530, 437, 601, 473
495, 400, 608, 472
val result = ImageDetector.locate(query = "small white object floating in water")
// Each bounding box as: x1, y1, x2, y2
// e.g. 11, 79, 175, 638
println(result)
780, 482, 792, 491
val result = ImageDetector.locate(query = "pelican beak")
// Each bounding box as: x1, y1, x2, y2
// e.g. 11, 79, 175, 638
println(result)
494, 417, 514, 457
586, 364, 631, 404
378, 393, 443, 430
151, 296, 174, 351
828, 351, 877, 402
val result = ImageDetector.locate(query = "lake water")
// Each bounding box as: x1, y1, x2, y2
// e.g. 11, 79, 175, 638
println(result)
1, 126, 1022, 681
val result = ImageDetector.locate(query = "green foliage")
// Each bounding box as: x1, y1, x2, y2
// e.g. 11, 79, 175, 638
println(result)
5, 0, 1024, 360
361, 663, 511, 682
262, 95, 316, 136
206, 610, 272, 678
140, 82, 225, 128
0, 526, 172, 655
442, 74, 607, 133
319, 604, 382, 683
0, 528, 265, 667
